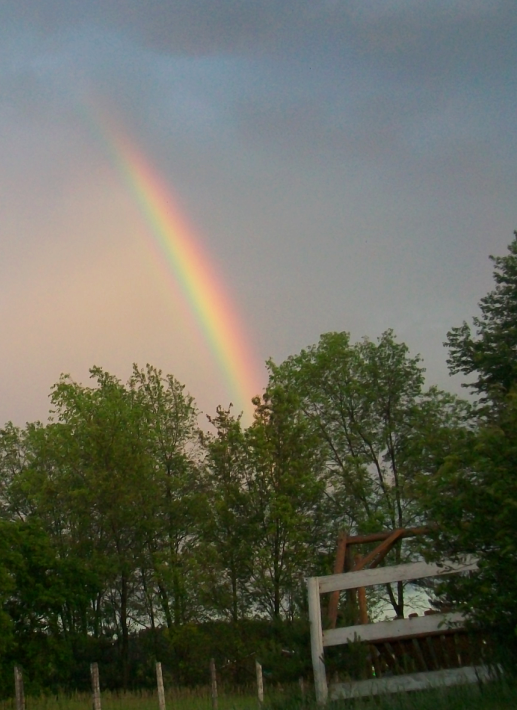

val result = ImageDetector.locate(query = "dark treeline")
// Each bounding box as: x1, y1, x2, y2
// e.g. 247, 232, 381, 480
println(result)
1, 235, 517, 694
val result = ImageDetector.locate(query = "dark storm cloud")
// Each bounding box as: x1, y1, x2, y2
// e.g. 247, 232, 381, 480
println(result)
7, 0, 515, 162
7, 1, 516, 70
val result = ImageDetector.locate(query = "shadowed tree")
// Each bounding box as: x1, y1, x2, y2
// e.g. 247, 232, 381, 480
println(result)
424, 233, 517, 663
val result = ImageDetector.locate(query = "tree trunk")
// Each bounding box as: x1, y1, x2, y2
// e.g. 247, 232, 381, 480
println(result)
120, 572, 129, 689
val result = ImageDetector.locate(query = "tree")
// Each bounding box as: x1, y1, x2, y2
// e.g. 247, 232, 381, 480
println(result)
246, 387, 327, 620
269, 330, 470, 617
422, 396, 517, 655
197, 406, 253, 622
129, 365, 200, 630
424, 233, 517, 662
446, 231, 517, 404
42, 368, 158, 687
12, 367, 197, 686
0, 365, 202, 690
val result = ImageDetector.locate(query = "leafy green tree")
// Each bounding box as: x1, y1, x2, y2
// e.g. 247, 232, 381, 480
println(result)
129, 365, 200, 630
0, 365, 202, 690
424, 234, 517, 662
42, 368, 159, 686
422, 397, 517, 655
269, 331, 470, 616
197, 406, 253, 622
246, 387, 327, 620
446, 231, 517, 404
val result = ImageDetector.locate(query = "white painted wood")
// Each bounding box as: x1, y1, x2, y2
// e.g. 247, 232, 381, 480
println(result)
307, 576, 328, 705
323, 611, 465, 647
330, 665, 493, 700
318, 558, 478, 594
156, 662, 166, 710
256, 661, 264, 705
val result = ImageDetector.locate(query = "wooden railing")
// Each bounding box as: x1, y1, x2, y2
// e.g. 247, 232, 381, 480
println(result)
307, 557, 480, 704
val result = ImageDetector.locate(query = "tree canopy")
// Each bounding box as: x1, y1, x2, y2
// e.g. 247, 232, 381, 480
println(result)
1, 235, 516, 691
446, 231, 517, 403
424, 233, 517, 665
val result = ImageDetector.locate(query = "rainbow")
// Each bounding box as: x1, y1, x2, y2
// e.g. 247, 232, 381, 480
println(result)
86, 109, 261, 414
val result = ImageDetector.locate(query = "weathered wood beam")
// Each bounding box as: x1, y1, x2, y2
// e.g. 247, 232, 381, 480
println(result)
317, 557, 478, 594
345, 526, 433, 546
352, 529, 405, 572
307, 576, 328, 705
329, 665, 494, 701
323, 611, 465, 647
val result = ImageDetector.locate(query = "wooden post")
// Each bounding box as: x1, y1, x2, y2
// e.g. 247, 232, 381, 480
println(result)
14, 666, 25, 710
255, 660, 264, 705
327, 531, 347, 629
90, 662, 102, 710
351, 530, 404, 572
210, 658, 218, 710
156, 662, 166, 710
307, 576, 327, 705
298, 677, 305, 702
354, 555, 369, 625
357, 586, 369, 625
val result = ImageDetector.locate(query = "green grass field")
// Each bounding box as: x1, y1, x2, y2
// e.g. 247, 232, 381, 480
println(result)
0, 679, 515, 710
0, 688, 259, 710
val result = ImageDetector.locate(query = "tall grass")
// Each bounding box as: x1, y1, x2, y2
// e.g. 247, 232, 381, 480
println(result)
0, 679, 515, 710
0, 686, 260, 710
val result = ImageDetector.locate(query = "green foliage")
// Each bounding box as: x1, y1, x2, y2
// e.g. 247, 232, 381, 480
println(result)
446, 231, 517, 403
246, 387, 327, 620
0, 365, 200, 691
197, 407, 253, 622
3, 240, 515, 695
269, 330, 470, 616
421, 392, 517, 662
423, 233, 517, 666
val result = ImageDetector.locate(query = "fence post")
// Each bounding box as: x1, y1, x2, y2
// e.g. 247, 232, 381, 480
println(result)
255, 660, 264, 706
307, 576, 327, 705
328, 531, 347, 628
210, 658, 218, 710
298, 677, 305, 703
156, 662, 166, 710
14, 666, 25, 710
90, 662, 102, 710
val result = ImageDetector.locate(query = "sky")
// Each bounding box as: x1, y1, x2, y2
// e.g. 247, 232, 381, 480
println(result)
1, 0, 516, 427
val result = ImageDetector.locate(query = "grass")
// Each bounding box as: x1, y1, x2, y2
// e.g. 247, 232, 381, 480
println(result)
0, 687, 260, 710
330, 679, 517, 709
0, 679, 515, 710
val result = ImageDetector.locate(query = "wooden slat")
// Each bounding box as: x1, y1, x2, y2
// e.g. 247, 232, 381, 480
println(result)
345, 527, 433, 546
411, 638, 428, 672
323, 611, 465, 647
352, 529, 405, 572
425, 636, 440, 670
384, 642, 403, 674
316, 558, 477, 594
330, 665, 494, 700
369, 645, 383, 678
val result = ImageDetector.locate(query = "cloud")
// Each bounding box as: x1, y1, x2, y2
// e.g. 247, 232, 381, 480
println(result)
6, 0, 516, 69
1, 0, 516, 428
